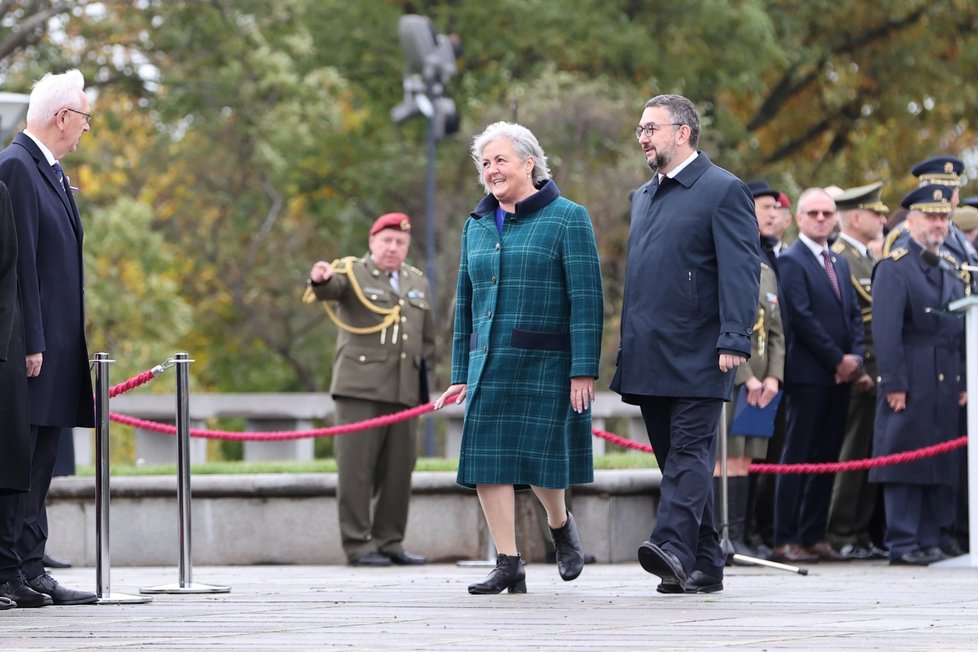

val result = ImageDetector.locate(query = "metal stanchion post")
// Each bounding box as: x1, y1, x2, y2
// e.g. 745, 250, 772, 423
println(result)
141, 352, 230, 594
93, 352, 151, 604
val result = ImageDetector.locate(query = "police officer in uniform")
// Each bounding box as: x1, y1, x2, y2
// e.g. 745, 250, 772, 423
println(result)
825, 181, 889, 559
870, 185, 967, 565
306, 212, 435, 566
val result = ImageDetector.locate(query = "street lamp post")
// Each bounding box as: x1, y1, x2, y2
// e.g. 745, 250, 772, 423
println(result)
391, 14, 460, 456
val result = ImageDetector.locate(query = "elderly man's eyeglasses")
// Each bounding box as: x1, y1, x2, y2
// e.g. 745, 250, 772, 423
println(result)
58, 108, 92, 124
634, 123, 682, 140
804, 210, 836, 218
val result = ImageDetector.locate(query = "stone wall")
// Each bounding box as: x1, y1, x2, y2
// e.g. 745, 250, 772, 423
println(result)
47, 470, 661, 566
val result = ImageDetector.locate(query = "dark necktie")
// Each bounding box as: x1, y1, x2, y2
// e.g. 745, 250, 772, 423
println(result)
52, 162, 70, 195
821, 250, 841, 300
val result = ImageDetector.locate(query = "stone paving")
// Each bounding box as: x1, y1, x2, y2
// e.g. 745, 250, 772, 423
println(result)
2, 561, 977, 650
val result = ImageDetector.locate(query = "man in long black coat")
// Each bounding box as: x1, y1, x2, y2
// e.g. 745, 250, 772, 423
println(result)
0, 70, 96, 607
612, 94, 760, 594
0, 181, 30, 497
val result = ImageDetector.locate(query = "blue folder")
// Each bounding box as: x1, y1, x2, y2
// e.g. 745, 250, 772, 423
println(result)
729, 387, 782, 438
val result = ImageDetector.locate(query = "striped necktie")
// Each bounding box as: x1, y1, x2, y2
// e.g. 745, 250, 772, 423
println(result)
821, 250, 841, 300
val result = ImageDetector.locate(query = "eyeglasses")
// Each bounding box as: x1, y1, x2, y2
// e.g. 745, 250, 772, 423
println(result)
804, 209, 836, 218
59, 108, 92, 124
634, 123, 682, 140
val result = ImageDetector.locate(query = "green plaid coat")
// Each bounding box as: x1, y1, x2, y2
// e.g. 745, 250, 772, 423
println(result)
450, 181, 603, 488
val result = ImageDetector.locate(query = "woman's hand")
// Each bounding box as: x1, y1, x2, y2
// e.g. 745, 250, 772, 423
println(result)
433, 384, 467, 410
570, 376, 595, 414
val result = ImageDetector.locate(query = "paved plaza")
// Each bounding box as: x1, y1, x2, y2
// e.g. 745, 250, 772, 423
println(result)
2, 561, 977, 650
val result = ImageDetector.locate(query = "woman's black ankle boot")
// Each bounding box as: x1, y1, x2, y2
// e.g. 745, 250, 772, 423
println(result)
550, 511, 584, 581
467, 553, 527, 594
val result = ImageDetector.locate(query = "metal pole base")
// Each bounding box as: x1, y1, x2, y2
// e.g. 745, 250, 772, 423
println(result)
98, 591, 153, 605
929, 554, 978, 569
140, 582, 230, 594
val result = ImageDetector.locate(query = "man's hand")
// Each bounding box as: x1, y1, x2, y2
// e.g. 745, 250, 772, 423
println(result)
885, 391, 906, 412
309, 260, 334, 284
852, 373, 875, 393
960, 391, 967, 407
26, 352, 42, 377
835, 354, 861, 384
719, 353, 746, 373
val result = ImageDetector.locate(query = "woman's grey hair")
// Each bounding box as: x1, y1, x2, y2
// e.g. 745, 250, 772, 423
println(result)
26, 69, 86, 127
470, 121, 551, 194
645, 94, 701, 148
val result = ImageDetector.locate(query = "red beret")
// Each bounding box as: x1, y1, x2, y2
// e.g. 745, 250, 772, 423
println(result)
369, 212, 412, 236
777, 192, 791, 209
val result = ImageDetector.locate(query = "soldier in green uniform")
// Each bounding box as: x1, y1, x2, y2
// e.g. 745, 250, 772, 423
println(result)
306, 212, 435, 566
825, 181, 890, 560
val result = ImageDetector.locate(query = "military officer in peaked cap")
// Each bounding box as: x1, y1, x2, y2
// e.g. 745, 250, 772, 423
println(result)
306, 212, 435, 566
884, 156, 977, 267
870, 184, 968, 565
825, 181, 889, 559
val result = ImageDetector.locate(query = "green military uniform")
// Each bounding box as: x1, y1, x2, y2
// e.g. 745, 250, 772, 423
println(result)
825, 182, 887, 553
308, 253, 435, 562
727, 262, 785, 459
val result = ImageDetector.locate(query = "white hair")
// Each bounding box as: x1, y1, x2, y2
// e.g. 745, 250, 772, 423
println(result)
470, 121, 551, 194
25, 69, 86, 126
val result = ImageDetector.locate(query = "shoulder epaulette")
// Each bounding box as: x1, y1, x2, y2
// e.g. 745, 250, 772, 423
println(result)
405, 264, 425, 277
888, 247, 908, 261
331, 255, 357, 273
940, 250, 961, 267
830, 241, 846, 254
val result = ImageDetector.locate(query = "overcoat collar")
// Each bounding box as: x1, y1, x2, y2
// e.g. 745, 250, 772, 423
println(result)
470, 179, 561, 219
640, 151, 713, 195
12, 131, 80, 233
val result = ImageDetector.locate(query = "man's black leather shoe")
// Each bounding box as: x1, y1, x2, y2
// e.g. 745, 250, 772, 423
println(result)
27, 573, 97, 605
940, 540, 965, 558
350, 552, 392, 567
889, 549, 941, 566
386, 551, 426, 565
0, 578, 53, 608
639, 541, 686, 593
42, 553, 73, 569
0, 596, 16, 610
685, 570, 724, 593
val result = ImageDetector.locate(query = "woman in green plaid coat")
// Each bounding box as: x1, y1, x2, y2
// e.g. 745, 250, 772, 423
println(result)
434, 122, 603, 594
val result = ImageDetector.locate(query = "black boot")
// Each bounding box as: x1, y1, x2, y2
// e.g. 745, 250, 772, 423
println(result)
468, 554, 527, 594
550, 512, 584, 581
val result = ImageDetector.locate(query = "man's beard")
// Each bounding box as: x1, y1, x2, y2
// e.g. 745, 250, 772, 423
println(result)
647, 152, 667, 175
924, 234, 946, 250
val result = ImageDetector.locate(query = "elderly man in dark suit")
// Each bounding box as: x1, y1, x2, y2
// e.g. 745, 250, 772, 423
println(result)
772, 188, 865, 564
0, 70, 96, 607
612, 94, 760, 594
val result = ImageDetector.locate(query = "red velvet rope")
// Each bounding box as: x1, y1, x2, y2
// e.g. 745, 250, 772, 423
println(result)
105, 368, 968, 474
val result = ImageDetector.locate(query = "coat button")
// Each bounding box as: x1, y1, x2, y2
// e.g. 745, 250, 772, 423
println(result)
482, 345, 487, 353
358, 355, 366, 362
491, 275, 497, 283
370, 294, 378, 300
402, 334, 408, 341
399, 299, 405, 306
938, 373, 945, 382
487, 310, 492, 318
401, 352, 407, 359
495, 243, 500, 251
401, 316, 407, 322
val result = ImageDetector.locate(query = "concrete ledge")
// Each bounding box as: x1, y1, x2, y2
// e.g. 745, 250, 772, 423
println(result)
47, 470, 661, 566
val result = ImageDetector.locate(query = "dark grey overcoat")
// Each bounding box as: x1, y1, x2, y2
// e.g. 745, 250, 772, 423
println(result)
450, 181, 603, 489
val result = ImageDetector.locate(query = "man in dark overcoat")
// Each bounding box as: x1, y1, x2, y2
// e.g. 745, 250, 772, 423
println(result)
611, 94, 760, 594
772, 188, 865, 564
870, 184, 967, 565
0, 181, 30, 497
0, 70, 96, 607
307, 213, 435, 567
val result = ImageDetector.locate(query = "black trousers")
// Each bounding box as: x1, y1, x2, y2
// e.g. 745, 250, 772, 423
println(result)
883, 482, 943, 557
638, 396, 724, 575
774, 384, 849, 546
0, 425, 60, 581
